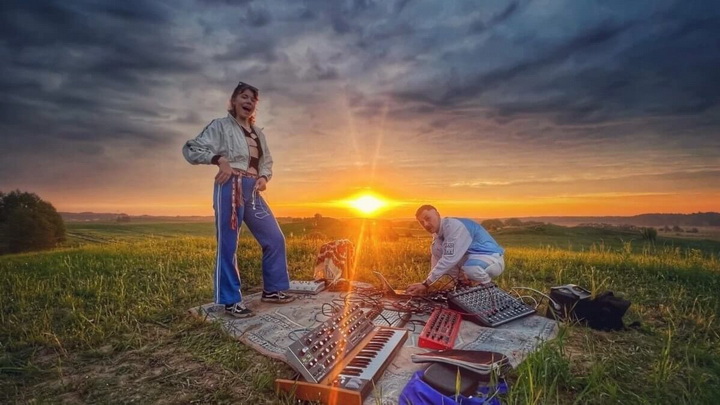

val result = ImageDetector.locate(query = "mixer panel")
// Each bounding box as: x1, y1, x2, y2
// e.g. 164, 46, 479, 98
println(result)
447, 283, 535, 327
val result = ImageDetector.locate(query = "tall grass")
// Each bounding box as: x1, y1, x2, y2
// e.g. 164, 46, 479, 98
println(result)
2, 230, 719, 403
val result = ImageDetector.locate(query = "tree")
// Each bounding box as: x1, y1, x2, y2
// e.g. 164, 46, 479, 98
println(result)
0, 190, 66, 254
481, 219, 504, 231
640, 227, 657, 242
504, 218, 523, 227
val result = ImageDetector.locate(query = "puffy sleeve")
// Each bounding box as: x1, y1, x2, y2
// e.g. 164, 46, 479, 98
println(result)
182, 119, 223, 165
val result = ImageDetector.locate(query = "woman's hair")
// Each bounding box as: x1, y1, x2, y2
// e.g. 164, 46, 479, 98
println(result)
227, 82, 259, 125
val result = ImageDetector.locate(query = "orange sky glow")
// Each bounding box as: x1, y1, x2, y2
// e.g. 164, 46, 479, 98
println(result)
49, 188, 720, 219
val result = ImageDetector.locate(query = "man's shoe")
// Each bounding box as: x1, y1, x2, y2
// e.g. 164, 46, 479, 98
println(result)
261, 291, 296, 303
225, 302, 254, 318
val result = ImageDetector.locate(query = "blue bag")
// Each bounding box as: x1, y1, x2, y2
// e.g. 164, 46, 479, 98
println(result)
398, 371, 507, 405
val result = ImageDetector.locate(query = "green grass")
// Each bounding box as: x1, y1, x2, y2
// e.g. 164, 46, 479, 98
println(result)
494, 224, 720, 256
2, 221, 720, 403
64, 222, 217, 245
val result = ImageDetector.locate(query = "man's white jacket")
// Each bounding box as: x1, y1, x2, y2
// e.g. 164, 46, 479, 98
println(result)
428, 217, 504, 283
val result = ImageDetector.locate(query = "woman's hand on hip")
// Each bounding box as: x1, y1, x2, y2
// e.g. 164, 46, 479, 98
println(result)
214, 158, 233, 184
254, 176, 267, 191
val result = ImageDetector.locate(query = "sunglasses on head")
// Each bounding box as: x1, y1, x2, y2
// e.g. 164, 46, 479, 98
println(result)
236, 81, 259, 94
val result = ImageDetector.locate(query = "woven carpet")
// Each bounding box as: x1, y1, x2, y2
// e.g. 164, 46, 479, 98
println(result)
189, 287, 558, 404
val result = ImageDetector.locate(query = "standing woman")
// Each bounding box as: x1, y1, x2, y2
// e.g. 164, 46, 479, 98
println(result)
183, 81, 294, 318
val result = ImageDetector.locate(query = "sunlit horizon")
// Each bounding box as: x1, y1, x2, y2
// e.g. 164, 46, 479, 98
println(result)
50, 190, 720, 219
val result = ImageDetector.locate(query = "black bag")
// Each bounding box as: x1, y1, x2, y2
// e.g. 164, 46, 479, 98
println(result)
546, 286, 631, 331
576, 291, 631, 331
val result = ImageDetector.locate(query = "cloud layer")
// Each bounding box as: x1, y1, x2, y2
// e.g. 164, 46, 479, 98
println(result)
1, 0, 718, 216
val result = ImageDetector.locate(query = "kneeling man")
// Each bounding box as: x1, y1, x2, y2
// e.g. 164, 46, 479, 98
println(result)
406, 205, 505, 296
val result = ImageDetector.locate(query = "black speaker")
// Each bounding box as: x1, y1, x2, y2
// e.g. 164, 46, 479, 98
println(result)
546, 284, 592, 322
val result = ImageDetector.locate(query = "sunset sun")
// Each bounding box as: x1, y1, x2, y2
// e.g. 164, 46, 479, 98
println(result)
346, 193, 389, 216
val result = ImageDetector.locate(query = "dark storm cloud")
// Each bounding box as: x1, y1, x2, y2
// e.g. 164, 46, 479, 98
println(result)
3, 0, 718, 139
0, 0, 169, 49
468, 0, 527, 33
214, 37, 280, 64
0, 0, 718, 210
389, 0, 720, 128
197, 0, 253, 5
246, 6, 272, 27
0, 3, 192, 136
448, 20, 637, 101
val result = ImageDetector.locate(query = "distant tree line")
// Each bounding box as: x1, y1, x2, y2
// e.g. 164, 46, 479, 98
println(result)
481, 218, 546, 231
632, 212, 720, 227
0, 190, 66, 254
659, 225, 699, 233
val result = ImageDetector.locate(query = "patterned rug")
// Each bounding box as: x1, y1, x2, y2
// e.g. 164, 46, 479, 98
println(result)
189, 287, 558, 405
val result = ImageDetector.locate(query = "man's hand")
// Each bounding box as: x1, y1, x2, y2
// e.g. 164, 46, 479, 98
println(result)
254, 176, 267, 191
406, 283, 428, 296
214, 157, 233, 184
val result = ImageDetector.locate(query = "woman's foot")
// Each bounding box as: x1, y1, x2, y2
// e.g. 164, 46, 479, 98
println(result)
261, 291, 295, 303
225, 302, 255, 318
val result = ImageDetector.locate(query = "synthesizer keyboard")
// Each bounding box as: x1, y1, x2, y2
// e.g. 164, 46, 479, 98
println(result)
447, 283, 536, 327
276, 303, 407, 405
418, 307, 462, 350
283, 303, 373, 383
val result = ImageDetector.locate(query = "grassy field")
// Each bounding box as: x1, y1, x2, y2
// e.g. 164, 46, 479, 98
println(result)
2, 221, 719, 404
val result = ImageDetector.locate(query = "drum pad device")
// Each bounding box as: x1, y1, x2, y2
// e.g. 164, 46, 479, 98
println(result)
418, 307, 462, 350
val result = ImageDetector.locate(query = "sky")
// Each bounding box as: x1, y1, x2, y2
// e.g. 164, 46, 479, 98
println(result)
1, 0, 719, 219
